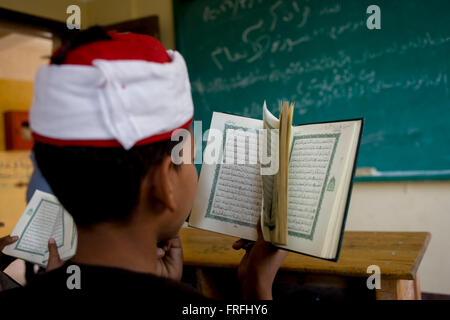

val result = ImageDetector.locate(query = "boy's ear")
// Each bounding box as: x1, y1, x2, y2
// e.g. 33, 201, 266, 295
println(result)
149, 155, 177, 213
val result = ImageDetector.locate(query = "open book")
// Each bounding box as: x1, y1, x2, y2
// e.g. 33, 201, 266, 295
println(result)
189, 101, 363, 260
2, 190, 77, 267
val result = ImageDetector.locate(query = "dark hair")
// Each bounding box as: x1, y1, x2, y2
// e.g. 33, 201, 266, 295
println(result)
35, 27, 180, 227
34, 141, 179, 226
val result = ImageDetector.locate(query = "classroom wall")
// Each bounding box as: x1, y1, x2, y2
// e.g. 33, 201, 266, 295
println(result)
0, 33, 52, 150
0, 79, 33, 151
0, 0, 174, 149
0, 0, 449, 295
0, 0, 88, 27
0, 151, 33, 240
0, 34, 52, 242
0, 0, 175, 48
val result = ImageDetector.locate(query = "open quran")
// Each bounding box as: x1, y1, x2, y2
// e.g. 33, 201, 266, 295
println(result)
2, 190, 77, 267
189, 102, 363, 260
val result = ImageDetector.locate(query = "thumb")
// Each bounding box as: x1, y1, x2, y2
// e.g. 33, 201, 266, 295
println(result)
46, 238, 63, 271
0, 235, 19, 251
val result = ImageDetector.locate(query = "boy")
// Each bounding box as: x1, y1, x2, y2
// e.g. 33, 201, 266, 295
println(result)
0, 27, 287, 307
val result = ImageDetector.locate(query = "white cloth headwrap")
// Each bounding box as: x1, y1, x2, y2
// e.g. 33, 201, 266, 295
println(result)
30, 50, 194, 149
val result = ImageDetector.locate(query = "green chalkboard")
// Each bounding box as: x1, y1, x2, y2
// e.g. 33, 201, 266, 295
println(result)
174, 0, 450, 181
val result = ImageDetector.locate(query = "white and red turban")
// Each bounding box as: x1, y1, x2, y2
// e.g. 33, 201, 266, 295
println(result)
30, 31, 193, 150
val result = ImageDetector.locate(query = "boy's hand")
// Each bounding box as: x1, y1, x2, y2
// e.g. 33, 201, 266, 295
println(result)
0, 235, 18, 251
0, 235, 18, 270
46, 238, 64, 271
155, 235, 183, 281
233, 220, 288, 300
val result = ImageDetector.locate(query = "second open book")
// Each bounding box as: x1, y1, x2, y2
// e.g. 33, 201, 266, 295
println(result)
189, 102, 363, 260
2, 190, 77, 267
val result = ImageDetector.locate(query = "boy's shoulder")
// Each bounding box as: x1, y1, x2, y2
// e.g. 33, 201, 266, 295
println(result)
1, 262, 206, 307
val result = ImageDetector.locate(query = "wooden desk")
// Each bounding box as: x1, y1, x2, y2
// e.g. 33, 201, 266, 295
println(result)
179, 228, 430, 300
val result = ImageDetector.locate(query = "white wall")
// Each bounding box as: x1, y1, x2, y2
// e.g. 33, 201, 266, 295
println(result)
346, 181, 450, 294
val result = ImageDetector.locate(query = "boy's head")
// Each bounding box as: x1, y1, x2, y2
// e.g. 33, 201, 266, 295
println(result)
32, 27, 197, 239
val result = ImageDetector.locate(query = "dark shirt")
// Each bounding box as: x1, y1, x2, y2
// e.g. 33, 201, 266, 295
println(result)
0, 261, 206, 314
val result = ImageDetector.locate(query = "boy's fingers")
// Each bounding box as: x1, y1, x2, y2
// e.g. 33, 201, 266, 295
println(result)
157, 236, 182, 257
46, 238, 63, 271
168, 236, 182, 249
232, 239, 245, 250
256, 217, 263, 238
233, 239, 252, 250
48, 237, 58, 252
0, 235, 19, 250
7, 235, 19, 243
156, 247, 165, 259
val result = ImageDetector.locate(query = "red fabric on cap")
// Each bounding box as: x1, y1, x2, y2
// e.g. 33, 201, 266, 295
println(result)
53, 31, 171, 66
39, 31, 190, 149
31, 118, 193, 148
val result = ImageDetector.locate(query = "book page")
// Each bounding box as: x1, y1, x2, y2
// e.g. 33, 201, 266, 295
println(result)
189, 112, 264, 240
62, 222, 78, 259
288, 133, 340, 239
261, 102, 279, 240
277, 120, 362, 258
274, 102, 293, 245
43, 209, 77, 264
321, 120, 361, 258
2, 190, 63, 265
2, 190, 77, 266
51, 210, 64, 246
